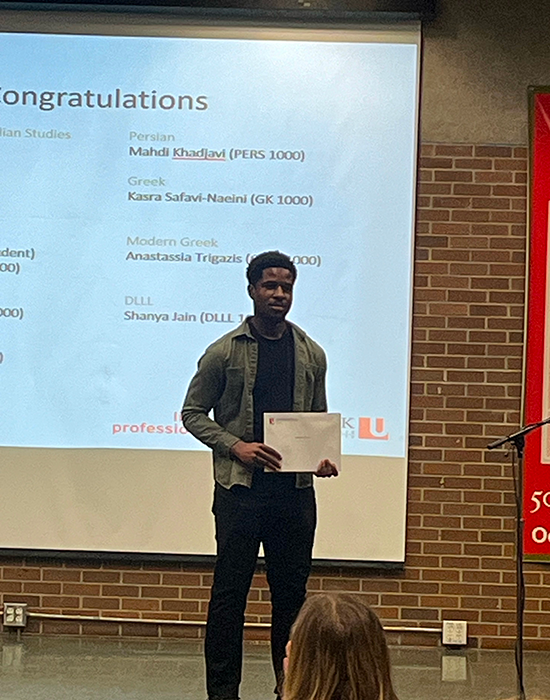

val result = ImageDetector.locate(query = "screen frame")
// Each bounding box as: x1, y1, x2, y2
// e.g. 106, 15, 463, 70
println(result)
0, 11, 421, 566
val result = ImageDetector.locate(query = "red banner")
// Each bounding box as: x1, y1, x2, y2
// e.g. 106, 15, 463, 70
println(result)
524, 89, 550, 559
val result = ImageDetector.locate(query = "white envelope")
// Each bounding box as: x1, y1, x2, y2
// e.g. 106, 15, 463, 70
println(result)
264, 412, 341, 472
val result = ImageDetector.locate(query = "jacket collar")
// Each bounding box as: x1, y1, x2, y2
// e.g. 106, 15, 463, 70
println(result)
232, 316, 306, 341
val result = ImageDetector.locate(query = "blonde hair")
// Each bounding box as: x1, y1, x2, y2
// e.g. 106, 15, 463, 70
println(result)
283, 593, 398, 700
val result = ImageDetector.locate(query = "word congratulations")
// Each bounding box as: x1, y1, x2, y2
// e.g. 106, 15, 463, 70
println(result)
0, 87, 208, 112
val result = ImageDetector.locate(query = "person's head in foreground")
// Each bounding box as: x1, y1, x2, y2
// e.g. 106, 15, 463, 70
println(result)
283, 593, 398, 700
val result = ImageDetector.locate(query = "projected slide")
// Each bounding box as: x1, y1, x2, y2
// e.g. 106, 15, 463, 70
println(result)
0, 31, 418, 458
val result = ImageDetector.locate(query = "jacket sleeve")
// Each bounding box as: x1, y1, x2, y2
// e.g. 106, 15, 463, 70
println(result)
180, 347, 241, 457
312, 347, 328, 412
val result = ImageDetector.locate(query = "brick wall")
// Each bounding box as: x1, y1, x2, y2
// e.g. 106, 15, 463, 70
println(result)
408, 143, 530, 648
2, 142, 548, 649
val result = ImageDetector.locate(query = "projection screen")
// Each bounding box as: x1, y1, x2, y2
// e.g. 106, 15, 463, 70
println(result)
0, 11, 420, 563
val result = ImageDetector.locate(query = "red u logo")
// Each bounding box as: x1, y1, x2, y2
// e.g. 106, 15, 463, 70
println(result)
358, 417, 389, 440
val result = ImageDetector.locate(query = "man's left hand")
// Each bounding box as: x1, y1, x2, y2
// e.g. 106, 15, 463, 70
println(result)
314, 459, 339, 477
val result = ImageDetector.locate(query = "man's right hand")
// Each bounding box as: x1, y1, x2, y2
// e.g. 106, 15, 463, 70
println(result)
230, 440, 282, 472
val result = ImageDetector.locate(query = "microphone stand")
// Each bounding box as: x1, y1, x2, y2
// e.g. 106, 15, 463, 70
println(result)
487, 416, 550, 700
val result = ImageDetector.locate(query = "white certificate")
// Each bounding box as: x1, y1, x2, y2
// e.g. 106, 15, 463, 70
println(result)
264, 412, 341, 473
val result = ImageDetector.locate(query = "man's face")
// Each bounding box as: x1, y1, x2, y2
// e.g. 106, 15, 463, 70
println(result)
248, 266, 294, 321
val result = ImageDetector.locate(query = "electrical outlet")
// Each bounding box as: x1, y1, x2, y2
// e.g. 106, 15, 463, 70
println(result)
442, 620, 467, 646
3, 603, 28, 628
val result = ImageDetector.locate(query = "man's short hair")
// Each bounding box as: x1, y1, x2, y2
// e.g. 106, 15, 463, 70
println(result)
246, 251, 297, 286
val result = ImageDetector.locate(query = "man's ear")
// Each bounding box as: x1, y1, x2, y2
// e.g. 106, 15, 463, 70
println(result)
247, 283, 255, 300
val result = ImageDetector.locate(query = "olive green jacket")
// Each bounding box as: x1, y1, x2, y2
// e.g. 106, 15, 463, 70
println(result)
181, 318, 327, 489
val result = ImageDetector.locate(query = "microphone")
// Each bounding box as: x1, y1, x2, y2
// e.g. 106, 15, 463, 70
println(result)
487, 436, 509, 450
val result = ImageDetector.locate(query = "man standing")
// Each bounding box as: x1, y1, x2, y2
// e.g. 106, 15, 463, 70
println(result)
181, 250, 338, 700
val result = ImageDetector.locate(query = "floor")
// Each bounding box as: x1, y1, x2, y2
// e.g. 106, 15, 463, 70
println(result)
0, 635, 548, 700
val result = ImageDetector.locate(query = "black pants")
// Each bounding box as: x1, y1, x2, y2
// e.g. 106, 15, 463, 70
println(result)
205, 473, 316, 700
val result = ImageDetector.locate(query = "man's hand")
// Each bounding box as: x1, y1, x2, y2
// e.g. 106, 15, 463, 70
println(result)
315, 458, 339, 477
230, 440, 282, 472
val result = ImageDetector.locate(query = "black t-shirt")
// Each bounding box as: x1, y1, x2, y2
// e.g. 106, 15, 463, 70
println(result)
249, 321, 295, 443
